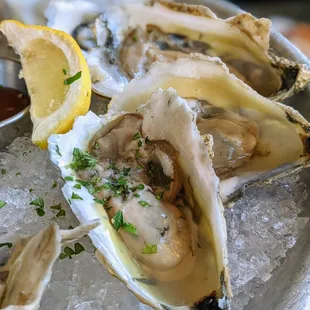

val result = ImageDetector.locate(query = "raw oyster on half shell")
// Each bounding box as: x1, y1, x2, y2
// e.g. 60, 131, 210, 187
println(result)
48, 88, 231, 309
77, 0, 310, 100
108, 55, 310, 202
0, 222, 99, 310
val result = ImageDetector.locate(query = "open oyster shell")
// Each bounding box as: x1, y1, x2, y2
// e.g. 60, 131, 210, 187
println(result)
108, 55, 310, 202
48, 88, 231, 309
0, 222, 99, 310
79, 0, 310, 100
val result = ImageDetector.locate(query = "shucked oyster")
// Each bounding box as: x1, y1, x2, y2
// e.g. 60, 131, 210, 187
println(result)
48, 89, 231, 309
108, 55, 310, 202
0, 222, 98, 310
79, 0, 310, 100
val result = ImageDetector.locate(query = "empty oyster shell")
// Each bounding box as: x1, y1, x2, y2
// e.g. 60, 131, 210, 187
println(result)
0, 222, 99, 310
48, 88, 231, 309
108, 54, 310, 202
79, 0, 310, 100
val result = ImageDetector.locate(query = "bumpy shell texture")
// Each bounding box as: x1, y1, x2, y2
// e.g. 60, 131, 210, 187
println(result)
0, 222, 99, 310
48, 88, 231, 309
77, 0, 310, 100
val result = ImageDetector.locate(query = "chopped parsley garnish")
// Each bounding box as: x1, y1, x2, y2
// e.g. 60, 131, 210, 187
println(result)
50, 203, 65, 217
59, 243, 86, 259
69, 148, 97, 171
123, 223, 138, 235
122, 167, 131, 176
36, 208, 45, 217
117, 176, 127, 185
68, 199, 72, 205
133, 132, 141, 140
0, 200, 6, 209
50, 203, 62, 211
136, 184, 144, 191
64, 71, 82, 85
30, 197, 44, 208
56, 145, 62, 156
138, 140, 142, 147
94, 142, 99, 150
135, 149, 142, 159
51, 180, 58, 189
60, 246, 75, 259
112, 210, 124, 231
1, 169, 6, 175
139, 201, 150, 207
64, 176, 74, 181
101, 183, 111, 190
142, 244, 157, 254
112, 210, 138, 236
71, 192, 83, 200
74, 183, 82, 189
145, 136, 152, 145
68, 225, 74, 229
74, 242, 85, 254
132, 35, 138, 42
0, 242, 13, 248
137, 165, 143, 170
29, 188, 33, 193
56, 209, 66, 217
134, 193, 140, 198
156, 191, 164, 200
15, 172, 21, 176
62, 68, 68, 75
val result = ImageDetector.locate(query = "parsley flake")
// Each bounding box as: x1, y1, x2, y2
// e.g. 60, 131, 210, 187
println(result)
136, 184, 144, 191
62, 68, 68, 75
71, 192, 83, 200
15, 172, 21, 176
139, 201, 150, 207
1, 169, 6, 175
134, 193, 140, 198
133, 132, 141, 140
50, 203, 62, 211
36, 208, 45, 217
30, 197, 44, 208
64, 71, 82, 85
56, 209, 66, 217
64, 176, 74, 181
138, 140, 142, 147
69, 148, 97, 171
145, 136, 152, 145
0, 242, 13, 248
112, 210, 123, 231
51, 180, 58, 189
74, 183, 82, 189
123, 222, 138, 236
142, 244, 157, 254
0, 200, 6, 209
74, 242, 85, 254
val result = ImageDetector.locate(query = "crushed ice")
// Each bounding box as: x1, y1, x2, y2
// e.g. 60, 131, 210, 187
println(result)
0, 136, 308, 310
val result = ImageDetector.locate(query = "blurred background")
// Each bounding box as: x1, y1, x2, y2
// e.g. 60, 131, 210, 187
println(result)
231, 0, 310, 58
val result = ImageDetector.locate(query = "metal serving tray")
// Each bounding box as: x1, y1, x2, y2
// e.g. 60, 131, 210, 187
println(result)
0, 1, 309, 310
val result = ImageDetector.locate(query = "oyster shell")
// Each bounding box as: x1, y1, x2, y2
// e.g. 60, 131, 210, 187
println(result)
79, 0, 310, 100
48, 88, 231, 309
0, 221, 99, 310
108, 55, 310, 202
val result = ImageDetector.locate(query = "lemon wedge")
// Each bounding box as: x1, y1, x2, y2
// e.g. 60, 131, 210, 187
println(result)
0, 20, 91, 149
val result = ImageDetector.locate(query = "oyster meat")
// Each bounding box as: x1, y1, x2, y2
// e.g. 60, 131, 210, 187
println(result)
108, 55, 310, 202
48, 88, 231, 309
0, 222, 99, 310
77, 0, 310, 100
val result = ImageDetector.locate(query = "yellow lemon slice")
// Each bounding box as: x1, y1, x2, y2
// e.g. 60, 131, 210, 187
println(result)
0, 20, 91, 149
